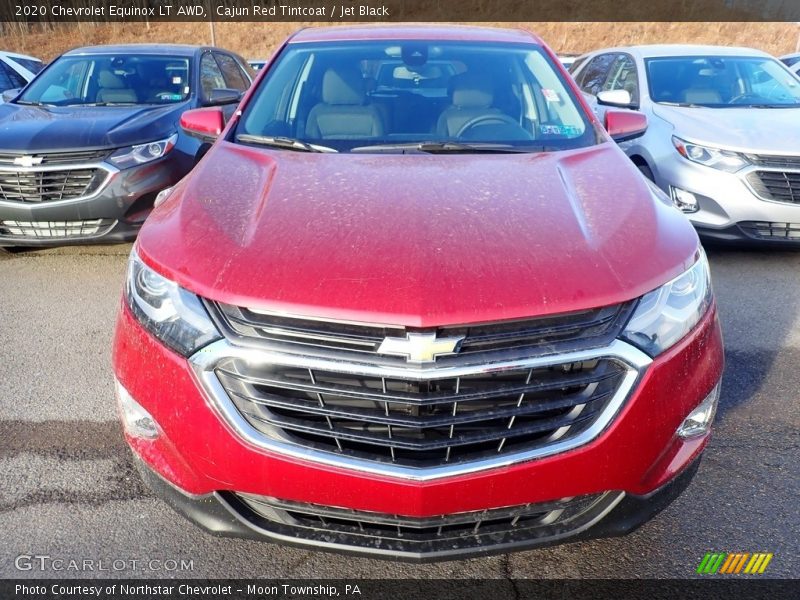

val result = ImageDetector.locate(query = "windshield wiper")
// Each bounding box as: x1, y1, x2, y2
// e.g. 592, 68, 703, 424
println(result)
59, 101, 138, 107
235, 134, 337, 153
15, 100, 54, 107
658, 101, 706, 108
351, 141, 537, 154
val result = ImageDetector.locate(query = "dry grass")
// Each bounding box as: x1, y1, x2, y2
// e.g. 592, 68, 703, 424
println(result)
1, 21, 799, 61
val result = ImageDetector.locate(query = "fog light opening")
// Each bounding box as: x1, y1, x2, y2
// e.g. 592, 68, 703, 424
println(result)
677, 383, 720, 438
669, 186, 699, 214
115, 379, 160, 440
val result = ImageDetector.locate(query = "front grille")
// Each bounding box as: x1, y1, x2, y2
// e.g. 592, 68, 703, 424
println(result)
0, 168, 108, 203
747, 170, 800, 204
746, 154, 800, 170
214, 355, 628, 467
0, 149, 111, 166
211, 301, 635, 363
739, 221, 800, 241
0, 219, 115, 238
226, 491, 621, 556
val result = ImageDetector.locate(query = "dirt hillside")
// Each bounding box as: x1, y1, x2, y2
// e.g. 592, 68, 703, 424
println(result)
1, 21, 799, 61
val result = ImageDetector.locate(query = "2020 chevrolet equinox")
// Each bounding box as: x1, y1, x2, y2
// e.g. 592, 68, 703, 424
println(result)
112, 26, 724, 561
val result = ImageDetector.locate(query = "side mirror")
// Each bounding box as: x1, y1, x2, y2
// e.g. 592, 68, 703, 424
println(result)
597, 89, 634, 108
203, 87, 243, 107
180, 107, 225, 141
2, 88, 21, 103
604, 110, 648, 142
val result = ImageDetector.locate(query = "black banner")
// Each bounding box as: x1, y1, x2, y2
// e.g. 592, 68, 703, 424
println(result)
2, 579, 799, 600
3, 0, 800, 23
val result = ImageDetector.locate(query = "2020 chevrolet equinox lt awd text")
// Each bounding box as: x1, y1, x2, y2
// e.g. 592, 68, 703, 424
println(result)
113, 26, 724, 561
0, 44, 251, 246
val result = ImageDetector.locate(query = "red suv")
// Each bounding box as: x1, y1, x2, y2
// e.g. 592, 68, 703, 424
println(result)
113, 26, 724, 561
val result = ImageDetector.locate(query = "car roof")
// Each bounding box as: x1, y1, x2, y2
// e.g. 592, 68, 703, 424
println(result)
63, 44, 209, 57
289, 25, 542, 45
0, 50, 41, 62
582, 44, 772, 59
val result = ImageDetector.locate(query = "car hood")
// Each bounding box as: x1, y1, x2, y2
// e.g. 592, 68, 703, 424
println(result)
138, 141, 698, 327
0, 101, 189, 152
653, 103, 800, 155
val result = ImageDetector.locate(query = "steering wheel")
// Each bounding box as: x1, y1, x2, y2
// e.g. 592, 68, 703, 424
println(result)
456, 114, 521, 138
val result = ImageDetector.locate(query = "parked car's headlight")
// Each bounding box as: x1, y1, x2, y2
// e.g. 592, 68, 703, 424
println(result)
672, 136, 749, 173
109, 133, 178, 168
125, 249, 221, 356
622, 252, 713, 356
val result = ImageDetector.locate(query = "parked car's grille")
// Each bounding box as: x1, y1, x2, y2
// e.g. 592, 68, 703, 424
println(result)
214, 354, 628, 467
0, 219, 115, 238
225, 491, 622, 556
746, 154, 800, 170
0, 168, 107, 203
0, 149, 111, 165
210, 301, 635, 364
739, 221, 800, 241
747, 170, 800, 204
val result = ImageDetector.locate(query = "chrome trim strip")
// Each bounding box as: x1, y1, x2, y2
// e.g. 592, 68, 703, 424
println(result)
0, 162, 118, 207
189, 338, 652, 481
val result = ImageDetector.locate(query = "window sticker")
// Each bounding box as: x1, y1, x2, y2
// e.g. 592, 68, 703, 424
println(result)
542, 88, 560, 102
540, 124, 582, 136
172, 76, 183, 85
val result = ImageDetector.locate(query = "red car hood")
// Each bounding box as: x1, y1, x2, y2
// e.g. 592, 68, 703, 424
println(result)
138, 141, 698, 327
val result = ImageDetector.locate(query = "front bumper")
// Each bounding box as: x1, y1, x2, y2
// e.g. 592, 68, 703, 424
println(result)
113, 302, 724, 559
654, 152, 800, 244
134, 451, 702, 561
0, 153, 187, 247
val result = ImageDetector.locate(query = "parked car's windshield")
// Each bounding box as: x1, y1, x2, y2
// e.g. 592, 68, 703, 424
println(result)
236, 41, 597, 152
646, 55, 800, 107
18, 54, 191, 106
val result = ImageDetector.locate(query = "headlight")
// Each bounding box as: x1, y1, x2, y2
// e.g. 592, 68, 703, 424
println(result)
125, 249, 221, 356
672, 136, 749, 173
622, 252, 713, 356
109, 133, 178, 168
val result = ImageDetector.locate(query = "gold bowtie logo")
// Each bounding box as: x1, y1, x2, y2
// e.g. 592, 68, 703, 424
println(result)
377, 332, 464, 363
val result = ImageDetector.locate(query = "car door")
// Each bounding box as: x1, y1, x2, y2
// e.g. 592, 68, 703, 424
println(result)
574, 52, 618, 114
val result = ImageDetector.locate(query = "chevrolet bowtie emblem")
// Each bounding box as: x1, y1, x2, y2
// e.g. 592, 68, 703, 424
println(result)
377, 332, 464, 363
13, 155, 43, 167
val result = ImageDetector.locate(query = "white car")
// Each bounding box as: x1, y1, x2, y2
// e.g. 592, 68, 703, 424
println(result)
0, 50, 43, 96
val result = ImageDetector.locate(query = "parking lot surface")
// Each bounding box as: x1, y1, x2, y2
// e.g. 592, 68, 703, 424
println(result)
0, 244, 797, 579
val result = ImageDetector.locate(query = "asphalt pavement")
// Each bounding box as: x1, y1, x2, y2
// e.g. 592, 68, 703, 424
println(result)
0, 243, 797, 579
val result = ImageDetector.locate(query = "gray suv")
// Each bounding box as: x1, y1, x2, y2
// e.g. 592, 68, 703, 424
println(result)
571, 44, 800, 244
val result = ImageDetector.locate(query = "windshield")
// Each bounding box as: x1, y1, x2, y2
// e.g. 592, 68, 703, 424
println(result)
646, 55, 800, 107
18, 54, 191, 106
235, 41, 596, 153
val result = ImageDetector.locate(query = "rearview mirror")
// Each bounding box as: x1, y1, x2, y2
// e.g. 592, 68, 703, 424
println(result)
203, 88, 243, 107
597, 89, 634, 109
604, 110, 648, 142
180, 107, 225, 141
